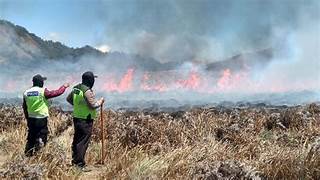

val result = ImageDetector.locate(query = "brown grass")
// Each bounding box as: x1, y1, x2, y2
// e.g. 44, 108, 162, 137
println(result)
0, 103, 319, 179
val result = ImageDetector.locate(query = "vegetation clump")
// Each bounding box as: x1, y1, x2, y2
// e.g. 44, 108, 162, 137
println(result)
0, 103, 319, 179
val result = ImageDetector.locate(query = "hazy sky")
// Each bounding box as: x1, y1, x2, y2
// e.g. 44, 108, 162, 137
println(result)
0, 0, 319, 61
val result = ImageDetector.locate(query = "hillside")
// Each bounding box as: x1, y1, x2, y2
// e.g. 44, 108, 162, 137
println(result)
0, 19, 274, 72
0, 20, 103, 63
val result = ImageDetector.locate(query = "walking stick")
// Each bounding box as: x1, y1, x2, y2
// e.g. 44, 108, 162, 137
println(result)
100, 102, 105, 164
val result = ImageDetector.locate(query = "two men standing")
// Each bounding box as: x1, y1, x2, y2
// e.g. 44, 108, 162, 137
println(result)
23, 71, 104, 169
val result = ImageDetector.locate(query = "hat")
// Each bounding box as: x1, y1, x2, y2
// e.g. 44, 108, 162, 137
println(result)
82, 71, 98, 79
32, 74, 47, 82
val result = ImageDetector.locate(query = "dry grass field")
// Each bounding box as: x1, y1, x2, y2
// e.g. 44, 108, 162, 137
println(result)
0, 103, 319, 179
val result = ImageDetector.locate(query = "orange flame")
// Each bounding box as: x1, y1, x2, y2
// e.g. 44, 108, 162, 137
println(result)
177, 70, 201, 90
101, 67, 257, 93
217, 69, 232, 90
141, 72, 168, 92
103, 68, 134, 93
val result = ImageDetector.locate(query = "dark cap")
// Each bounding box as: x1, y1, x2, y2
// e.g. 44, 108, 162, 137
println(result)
82, 71, 97, 89
32, 74, 47, 82
82, 71, 98, 79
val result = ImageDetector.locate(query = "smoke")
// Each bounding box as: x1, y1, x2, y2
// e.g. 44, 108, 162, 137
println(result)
93, 0, 319, 62
131, 31, 209, 63
0, 0, 319, 107
254, 4, 320, 93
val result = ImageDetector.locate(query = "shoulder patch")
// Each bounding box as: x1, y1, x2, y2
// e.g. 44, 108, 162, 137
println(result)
27, 91, 39, 96
73, 89, 81, 95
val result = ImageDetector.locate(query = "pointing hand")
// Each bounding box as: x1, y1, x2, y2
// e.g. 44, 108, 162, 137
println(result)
63, 83, 70, 88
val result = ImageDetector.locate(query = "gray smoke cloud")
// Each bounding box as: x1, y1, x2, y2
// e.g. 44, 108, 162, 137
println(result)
0, 0, 319, 107
92, 0, 319, 62
258, 14, 320, 93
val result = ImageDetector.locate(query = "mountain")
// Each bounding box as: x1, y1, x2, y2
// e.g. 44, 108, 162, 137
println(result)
0, 20, 178, 71
0, 20, 104, 63
0, 19, 274, 72
206, 48, 273, 72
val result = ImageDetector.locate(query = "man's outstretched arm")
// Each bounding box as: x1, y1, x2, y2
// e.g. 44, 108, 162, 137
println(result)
45, 83, 69, 99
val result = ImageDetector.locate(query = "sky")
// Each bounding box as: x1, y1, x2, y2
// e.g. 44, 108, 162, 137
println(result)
0, 0, 319, 62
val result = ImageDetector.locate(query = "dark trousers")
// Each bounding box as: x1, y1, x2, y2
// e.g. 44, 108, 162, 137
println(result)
72, 118, 93, 167
25, 117, 48, 156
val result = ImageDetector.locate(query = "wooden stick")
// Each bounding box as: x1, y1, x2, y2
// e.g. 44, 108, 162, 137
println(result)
100, 102, 105, 164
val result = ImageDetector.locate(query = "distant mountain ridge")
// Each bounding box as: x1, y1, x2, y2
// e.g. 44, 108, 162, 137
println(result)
0, 19, 274, 72
0, 19, 177, 71
206, 48, 273, 72
0, 20, 103, 62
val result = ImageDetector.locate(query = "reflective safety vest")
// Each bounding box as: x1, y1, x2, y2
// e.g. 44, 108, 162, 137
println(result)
72, 84, 97, 120
23, 87, 49, 118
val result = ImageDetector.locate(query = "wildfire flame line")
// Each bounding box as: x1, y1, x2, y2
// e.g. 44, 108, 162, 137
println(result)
101, 67, 251, 93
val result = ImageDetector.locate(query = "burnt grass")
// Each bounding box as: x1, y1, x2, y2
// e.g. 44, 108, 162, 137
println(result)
0, 103, 319, 179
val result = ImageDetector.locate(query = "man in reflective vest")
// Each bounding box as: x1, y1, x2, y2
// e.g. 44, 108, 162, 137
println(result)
23, 74, 69, 156
66, 71, 104, 169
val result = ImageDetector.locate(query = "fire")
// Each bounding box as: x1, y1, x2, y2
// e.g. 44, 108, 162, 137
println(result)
118, 68, 134, 91
101, 67, 254, 93
177, 70, 201, 90
3, 67, 315, 95
103, 68, 134, 93
215, 68, 252, 92
141, 72, 168, 92
141, 72, 150, 90
217, 69, 232, 90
